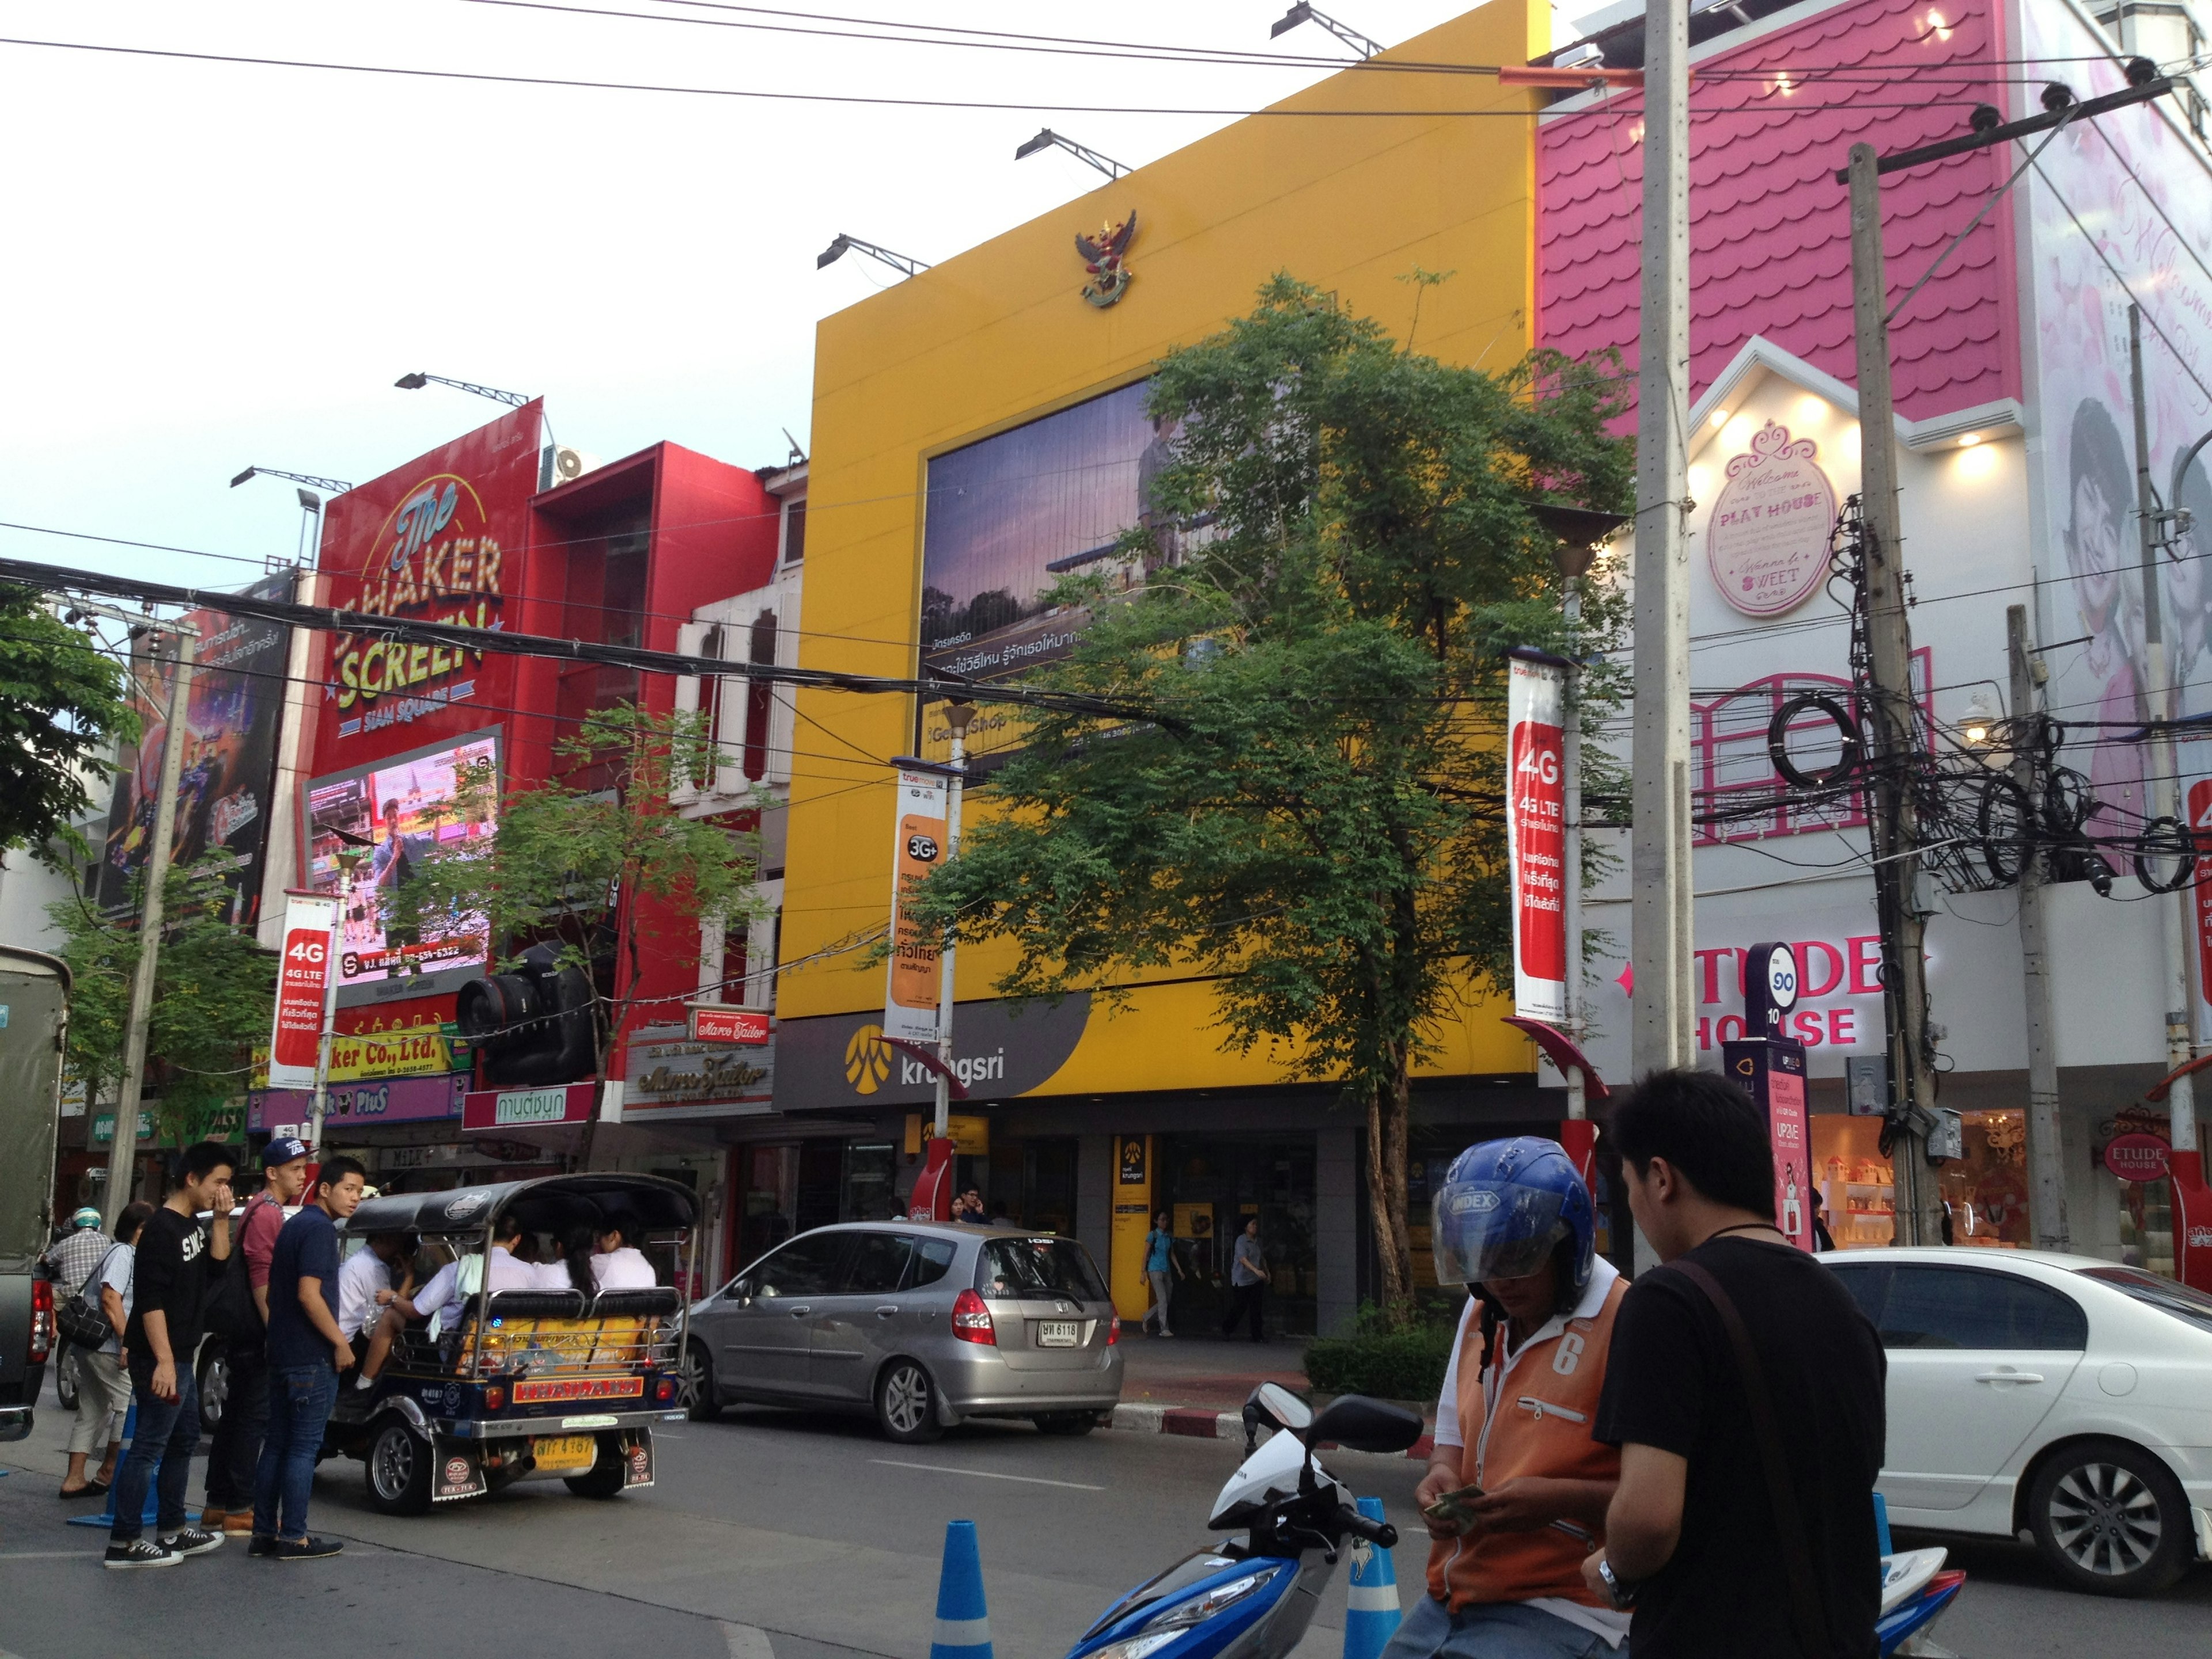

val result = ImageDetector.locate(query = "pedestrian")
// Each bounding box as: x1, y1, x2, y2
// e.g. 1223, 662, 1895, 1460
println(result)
250, 1154, 368, 1561
107, 1141, 237, 1569
1811, 1204, 1838, 1254
40, 1205, 112, 1441
60, 1202, 151, 1499
1220, 1216, 1270, 1342
1581, 1069, 1885, 1658
200, 1135, 312, 1536
1142, 1211, 1181, 1337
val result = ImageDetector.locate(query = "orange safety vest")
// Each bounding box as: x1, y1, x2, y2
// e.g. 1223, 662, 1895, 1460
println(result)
1425, 1274, 1626, 1612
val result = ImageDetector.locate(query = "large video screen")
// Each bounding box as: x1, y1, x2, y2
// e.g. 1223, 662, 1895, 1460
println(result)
302, 730, 499, 1002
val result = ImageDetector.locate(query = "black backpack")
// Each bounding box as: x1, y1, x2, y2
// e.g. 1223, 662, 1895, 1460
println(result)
55, 1245, 124, 1350
203, 1196, 273, 1344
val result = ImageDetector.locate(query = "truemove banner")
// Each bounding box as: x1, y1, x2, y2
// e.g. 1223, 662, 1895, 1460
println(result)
1506, 651, 1568, 1022
884, 768, 948, 1044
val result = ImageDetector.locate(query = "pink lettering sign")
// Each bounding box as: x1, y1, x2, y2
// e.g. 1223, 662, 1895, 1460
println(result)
1706, 421, 1838, 618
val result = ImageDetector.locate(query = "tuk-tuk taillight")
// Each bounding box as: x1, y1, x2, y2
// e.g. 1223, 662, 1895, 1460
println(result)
483, 1384, 506, 1411
655, 1376, 677, 1403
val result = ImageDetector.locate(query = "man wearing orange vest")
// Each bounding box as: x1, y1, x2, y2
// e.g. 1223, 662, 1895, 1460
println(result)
1382, 1138, 1627, 1659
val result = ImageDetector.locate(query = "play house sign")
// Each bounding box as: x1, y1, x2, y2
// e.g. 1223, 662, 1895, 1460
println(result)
1707, 421, 1838, 618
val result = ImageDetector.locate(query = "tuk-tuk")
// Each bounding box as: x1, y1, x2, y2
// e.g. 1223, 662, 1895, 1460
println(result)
326, 1173, 694, 1515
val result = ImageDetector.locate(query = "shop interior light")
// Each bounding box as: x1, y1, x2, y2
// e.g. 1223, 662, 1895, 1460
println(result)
1710, 408, 1730, 429
1959, 431, 1982, 447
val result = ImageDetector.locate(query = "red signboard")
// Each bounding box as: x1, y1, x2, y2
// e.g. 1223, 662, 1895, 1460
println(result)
2102, 1131, 2172, 1184
1506, 654, 1567, 1021
461, 1082, 596, 1133
2191, 780, 2212, 1037
314, 404, 542, 769
512, 1376, 644, 1404
689, 1005, 770, 1046
267, 891, 339, 1090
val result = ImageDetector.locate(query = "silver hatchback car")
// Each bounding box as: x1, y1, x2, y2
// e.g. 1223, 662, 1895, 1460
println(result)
679, 1222, 1124, 1441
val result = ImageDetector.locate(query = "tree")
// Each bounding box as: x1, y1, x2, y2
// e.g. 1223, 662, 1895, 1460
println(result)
911, 278, 1633, 1317
50, 858, 277, 1144
391, 704, 770, 1158
0, 585, 137, 862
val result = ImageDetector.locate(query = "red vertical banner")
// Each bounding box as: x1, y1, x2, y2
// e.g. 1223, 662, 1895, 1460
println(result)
1507, 652, 1568, 1021
268, 890, 339, 1090
2190, 781, 2212, 1046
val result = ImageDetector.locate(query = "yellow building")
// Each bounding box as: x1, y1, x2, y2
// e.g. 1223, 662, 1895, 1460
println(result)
764, 1, 1571, 1334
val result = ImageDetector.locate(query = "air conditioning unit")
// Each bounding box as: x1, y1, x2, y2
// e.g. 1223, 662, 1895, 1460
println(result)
539, 445, 602, 491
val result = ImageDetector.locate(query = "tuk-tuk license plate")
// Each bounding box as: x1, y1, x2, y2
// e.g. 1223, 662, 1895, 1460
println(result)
1037, 1321, 1080, 1347
533, 1435, 598, 1474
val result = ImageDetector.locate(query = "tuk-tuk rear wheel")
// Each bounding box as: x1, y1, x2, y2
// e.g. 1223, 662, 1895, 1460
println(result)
564, 1434, 628, 1499
366, 1419, 434, 1516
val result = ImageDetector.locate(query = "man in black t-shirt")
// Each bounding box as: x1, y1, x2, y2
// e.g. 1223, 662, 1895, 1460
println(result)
108, 1141, 236, 1570
1583, 1069, 1885, 1658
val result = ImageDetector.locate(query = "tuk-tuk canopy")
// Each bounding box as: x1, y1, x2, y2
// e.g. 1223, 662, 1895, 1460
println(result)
342, 1173, 695, 1240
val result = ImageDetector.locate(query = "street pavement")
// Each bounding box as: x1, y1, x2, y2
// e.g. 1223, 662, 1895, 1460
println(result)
4, 1372, 2209, 1658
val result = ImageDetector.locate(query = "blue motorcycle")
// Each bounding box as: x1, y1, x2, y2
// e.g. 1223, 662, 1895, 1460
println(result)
1066, 1383, 1968, 1659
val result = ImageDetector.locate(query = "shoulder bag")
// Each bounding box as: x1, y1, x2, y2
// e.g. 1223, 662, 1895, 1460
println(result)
56, 1244, 124, 1350
204, 1195, 271, 1343
1667, 1257, 1850, 1659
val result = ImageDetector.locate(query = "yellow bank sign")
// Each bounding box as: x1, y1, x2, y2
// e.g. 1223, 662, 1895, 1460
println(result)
253, 1027, 452, 1089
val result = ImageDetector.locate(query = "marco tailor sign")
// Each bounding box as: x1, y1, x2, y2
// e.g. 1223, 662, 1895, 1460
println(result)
1506, 653, 1568, 1022
884, 769, 949, 1044
267, 891, 339, 1090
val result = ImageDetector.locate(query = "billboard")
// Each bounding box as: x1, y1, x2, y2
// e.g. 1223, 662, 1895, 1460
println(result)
1506, 653, 1568, 1021
302, 729, 499, 1006
314, 402, 541, 768
94, 570, 294, 926
918, 380, 1185, 763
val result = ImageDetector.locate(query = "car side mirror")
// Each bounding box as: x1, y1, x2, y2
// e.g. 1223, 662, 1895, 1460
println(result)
1306, 1394, 1424, 1455
731, 1279, 753, 1304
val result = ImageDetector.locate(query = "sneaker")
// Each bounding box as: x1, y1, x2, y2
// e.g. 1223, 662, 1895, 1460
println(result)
104, 1539, 180, 1570
248, 1535, 279, 1558
159, 1527, 225, 1557
222, 1512, 256, 1536
275, 1536, 343, 1561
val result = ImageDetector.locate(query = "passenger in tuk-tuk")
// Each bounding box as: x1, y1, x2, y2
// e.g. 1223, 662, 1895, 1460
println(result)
353, 1211, 536, 1389
593, 1215, 656, 1290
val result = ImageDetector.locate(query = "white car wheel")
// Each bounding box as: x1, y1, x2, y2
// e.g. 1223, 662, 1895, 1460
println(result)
2028, 1439, 2190, 1596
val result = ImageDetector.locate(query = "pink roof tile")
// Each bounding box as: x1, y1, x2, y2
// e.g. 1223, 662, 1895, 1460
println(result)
1536, 0, 2020, 425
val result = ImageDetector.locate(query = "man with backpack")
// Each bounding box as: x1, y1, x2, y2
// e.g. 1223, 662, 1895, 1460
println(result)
200, 1136, 311, 1536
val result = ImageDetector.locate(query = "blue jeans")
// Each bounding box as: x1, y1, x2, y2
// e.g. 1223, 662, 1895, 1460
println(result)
1378, 1593, 1618, 1659
252, 1363, 338, 1541
111, 1364, 200, 1544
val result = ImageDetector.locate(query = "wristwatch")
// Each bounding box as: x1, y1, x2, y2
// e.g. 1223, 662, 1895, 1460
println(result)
1595, 1557, 1639, 1611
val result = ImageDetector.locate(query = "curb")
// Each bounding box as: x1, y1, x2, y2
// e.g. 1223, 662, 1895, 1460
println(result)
1108, 1403, 1433, 1460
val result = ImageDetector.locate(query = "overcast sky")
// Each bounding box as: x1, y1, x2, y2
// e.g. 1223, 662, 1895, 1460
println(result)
0, 1, 1597, 597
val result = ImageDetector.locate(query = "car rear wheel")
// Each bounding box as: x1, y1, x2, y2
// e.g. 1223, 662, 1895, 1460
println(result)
2027, 1438, 2191, 1595
365, 1419, 434, 1516
875, 1358, 943, 1444
1033, 1411, 1098, 1436
195, 1345, 229, 1434
54, 1349, 79, 1412
679, 1340, 721, 1422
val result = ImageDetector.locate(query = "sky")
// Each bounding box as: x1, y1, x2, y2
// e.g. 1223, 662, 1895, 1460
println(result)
0, 0, 1604, 601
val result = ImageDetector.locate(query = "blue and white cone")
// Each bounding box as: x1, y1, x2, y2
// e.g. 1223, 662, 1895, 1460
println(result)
931, 1519, 994, 1659
1343, 1496, 1402, 1659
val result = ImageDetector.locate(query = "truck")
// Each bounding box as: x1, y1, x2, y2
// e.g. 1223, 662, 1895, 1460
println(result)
0, 945, 68, 1441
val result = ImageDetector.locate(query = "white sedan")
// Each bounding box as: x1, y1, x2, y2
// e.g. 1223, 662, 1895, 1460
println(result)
1821, 1247, 2212, 1596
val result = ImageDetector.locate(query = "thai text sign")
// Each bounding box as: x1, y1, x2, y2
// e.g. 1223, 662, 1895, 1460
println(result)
267, 892, 339, 1089
463, 1082, 595, 1132
1506, 653, 1567, 1021
885, 769, 948, 1044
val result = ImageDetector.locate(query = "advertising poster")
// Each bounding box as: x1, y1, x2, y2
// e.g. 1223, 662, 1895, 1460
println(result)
314, 402, 541, 767
302, 729, 499, 1005
1724, 1037, 1814, 1252
267, 891, 339, 1089
883, 768, 948, 1044
95, 570, 294, 925
1506, 652, 1568, 1021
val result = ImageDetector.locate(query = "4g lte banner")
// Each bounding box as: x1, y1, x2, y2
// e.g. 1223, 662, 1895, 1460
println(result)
1506, 652, 1568, 1022
267, 891, 340, 1090
884, 770, 949, 1044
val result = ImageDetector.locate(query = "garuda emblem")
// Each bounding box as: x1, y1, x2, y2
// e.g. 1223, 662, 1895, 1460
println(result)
1076, 213, 1137, 307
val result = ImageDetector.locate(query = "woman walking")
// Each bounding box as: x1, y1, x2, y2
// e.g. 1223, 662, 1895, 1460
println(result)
1141, 1212, 1181, 1336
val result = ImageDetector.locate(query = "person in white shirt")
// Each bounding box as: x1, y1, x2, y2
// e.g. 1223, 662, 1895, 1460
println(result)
590, 1217, 657, 1291
355, 1213, 536, 1387
336, 1233, 415, 1353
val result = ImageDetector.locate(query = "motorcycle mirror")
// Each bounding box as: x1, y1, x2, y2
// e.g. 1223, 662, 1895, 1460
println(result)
1305, 1395, 1425, 1455
1243, 1381, 1313, 1435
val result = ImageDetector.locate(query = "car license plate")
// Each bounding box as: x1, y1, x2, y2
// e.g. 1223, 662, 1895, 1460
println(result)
532, 1434, 597, 1474
1038, 1320, 1080, 1347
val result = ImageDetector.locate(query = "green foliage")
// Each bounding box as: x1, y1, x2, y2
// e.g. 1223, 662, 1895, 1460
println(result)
0, 586, 137, 862
1302, 1300, 1464, 1403
48, 858, 276, 1143
389, 703, 768, 1066
910, 276, 1631, 1312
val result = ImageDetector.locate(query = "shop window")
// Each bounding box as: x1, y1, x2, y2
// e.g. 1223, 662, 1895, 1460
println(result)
842, 1230, 914, 1294
743, 609, 778, 781
1812, 1110, 2031, 1251
842, 1142, 899, 1222
1863, 1264, 2088, 1351
695, 623, 726, 789
781, 497, 806, 565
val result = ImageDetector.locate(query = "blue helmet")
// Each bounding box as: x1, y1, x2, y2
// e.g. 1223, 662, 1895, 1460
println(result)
1431, 1137, 1596, 1292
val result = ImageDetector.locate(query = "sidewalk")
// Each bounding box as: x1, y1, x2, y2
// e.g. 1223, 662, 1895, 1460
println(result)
1108, 1331, 1435, 1457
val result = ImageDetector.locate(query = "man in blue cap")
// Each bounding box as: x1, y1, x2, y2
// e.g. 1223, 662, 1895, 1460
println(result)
199, 1135, 311, 1536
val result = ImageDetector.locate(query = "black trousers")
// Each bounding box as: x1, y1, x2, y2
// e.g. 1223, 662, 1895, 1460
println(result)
1221, 1281, 1266, 1342
203, 1342, 268, 1511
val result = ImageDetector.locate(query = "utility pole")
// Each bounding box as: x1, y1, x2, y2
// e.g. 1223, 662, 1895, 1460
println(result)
1846, 143, 1942, 1246
933, 704, 974, 1141
306, 854, 364, 1154
2008, 605, 2070, 1248
103, 627, 195, 1227
2130, 305, 2199, 1165
1631, 0, 1695, 1078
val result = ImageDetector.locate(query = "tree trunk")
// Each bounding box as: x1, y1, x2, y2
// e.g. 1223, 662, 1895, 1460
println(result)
1361, 1047, 1416, 1325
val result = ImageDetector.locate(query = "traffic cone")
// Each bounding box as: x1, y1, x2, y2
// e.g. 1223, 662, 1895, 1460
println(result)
930, 1520, 993, 1659
1342, 1496, 1402, 1659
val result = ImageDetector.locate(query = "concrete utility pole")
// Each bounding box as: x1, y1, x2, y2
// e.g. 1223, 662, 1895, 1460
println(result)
933, 703, 974, 1141
2130, 305, 2199, 1163
2008, 605, 2070, 1248
1846, 143, 1942, 1246
1631, 0, 1695, 1078
103, 628, 195, 1227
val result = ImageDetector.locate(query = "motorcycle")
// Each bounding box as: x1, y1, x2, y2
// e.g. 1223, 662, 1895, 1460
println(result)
1065, 1381, 1968, 1659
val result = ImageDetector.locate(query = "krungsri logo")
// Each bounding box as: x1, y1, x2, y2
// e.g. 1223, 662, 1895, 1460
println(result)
844, 1024, 891, 1094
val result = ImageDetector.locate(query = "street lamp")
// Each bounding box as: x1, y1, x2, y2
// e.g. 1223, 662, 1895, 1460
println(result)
1014, 128, 1129, 180
816, 234, 931, 278
230, 465, 353, 494
1268, 3, 1384, 58
393, 372, 532, 408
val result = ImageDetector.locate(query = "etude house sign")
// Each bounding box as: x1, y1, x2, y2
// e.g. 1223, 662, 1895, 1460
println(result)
1706, 421, 1837, 618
